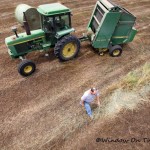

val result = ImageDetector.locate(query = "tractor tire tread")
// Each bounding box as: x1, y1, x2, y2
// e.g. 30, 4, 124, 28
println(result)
18, 59, 36, 77
54, 35, 80, 61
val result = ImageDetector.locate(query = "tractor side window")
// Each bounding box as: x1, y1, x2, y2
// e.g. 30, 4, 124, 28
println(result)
43, 16, 54, 33
54, 16, 65, 31
61, 15, 70, 28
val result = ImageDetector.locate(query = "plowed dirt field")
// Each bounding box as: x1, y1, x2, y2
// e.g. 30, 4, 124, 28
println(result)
0, 0, 150, 150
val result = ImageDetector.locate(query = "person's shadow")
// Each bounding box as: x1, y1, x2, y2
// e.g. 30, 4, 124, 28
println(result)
91, 103, 98, 110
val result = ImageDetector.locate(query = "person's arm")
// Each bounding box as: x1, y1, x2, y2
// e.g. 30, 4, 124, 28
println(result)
81, 99, 85, 106
81, 94, 86, 107
97, 96, 100, 106
96, 90, 100, 106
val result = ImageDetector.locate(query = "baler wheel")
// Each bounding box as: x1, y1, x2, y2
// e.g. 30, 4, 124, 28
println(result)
54, 35, 80, 61
18, 59, 36, 77
109, 45, 122, 57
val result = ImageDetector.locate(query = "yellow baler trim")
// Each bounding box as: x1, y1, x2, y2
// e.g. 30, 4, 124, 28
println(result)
112, 36, 128, 39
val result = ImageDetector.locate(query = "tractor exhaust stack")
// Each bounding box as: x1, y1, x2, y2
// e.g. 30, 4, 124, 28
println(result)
11, 26, 19, 38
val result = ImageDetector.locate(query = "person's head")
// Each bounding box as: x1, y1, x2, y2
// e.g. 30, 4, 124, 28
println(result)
90, 88, 97, 95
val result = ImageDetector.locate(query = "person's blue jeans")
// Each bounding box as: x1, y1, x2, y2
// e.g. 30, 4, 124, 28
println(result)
84, 101, 92, 116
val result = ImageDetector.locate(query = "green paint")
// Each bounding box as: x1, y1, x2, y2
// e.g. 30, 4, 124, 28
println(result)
88, 0, 137, 48
55, 28, 75, 39
92, 12, 121, 48
37, 3, 70, 16
5, 29, 45, 46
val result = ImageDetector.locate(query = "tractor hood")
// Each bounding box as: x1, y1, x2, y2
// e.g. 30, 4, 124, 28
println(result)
5, 29, 45, 46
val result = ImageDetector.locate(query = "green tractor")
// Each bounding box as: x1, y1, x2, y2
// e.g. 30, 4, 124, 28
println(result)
5, 3, 80, 76
5, 0, 137, 76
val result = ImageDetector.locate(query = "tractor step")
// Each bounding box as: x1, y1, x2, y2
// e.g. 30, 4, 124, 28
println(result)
42, 43, 51, 50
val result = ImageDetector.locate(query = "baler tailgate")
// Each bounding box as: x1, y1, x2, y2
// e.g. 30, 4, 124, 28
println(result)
89, 1, 107, 33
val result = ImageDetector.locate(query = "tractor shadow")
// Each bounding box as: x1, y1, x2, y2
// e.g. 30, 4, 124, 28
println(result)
31, 49, 57, 64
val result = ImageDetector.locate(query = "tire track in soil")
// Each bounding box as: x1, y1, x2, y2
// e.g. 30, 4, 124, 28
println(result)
0, 41, 149, 149
1, 50, 150, 149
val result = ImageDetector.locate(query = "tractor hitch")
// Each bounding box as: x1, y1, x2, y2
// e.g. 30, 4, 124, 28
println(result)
79, 34, 90, 42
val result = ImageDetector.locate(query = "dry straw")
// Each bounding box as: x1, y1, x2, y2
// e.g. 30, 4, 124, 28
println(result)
94, 62, 150, 119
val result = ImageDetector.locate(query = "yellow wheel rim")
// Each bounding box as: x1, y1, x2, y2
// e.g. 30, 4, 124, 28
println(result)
24, 65, 33, 74
62, 42, 77, 58
113, 49, 120, 56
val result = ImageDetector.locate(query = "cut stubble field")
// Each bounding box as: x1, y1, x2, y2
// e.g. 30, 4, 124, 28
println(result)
0, 0, 150, 150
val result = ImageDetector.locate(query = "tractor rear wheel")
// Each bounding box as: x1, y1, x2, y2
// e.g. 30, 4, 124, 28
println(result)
54, 35, 80, 61
109, 45, 122, 57
18, 59, 36, 77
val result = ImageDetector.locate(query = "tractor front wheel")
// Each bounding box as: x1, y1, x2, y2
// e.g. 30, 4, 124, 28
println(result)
109, 45, 122, 57
54, 35, 80, 61
18, 60, 36, 77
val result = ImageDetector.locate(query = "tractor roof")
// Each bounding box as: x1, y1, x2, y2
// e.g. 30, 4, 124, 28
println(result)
37, 3, 70, 16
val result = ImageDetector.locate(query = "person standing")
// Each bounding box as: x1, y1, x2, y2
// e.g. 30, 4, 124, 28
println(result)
80, 88, 100, 118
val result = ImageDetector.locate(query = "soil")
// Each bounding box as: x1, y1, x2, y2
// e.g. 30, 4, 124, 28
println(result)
0, 0, 150, 150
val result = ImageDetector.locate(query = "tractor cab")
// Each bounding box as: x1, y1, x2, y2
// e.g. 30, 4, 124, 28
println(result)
37, 3, 73, 37
41, 13, 71, 33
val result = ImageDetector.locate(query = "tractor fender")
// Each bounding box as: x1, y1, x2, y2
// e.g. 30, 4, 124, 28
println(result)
55, 28, 75, 39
